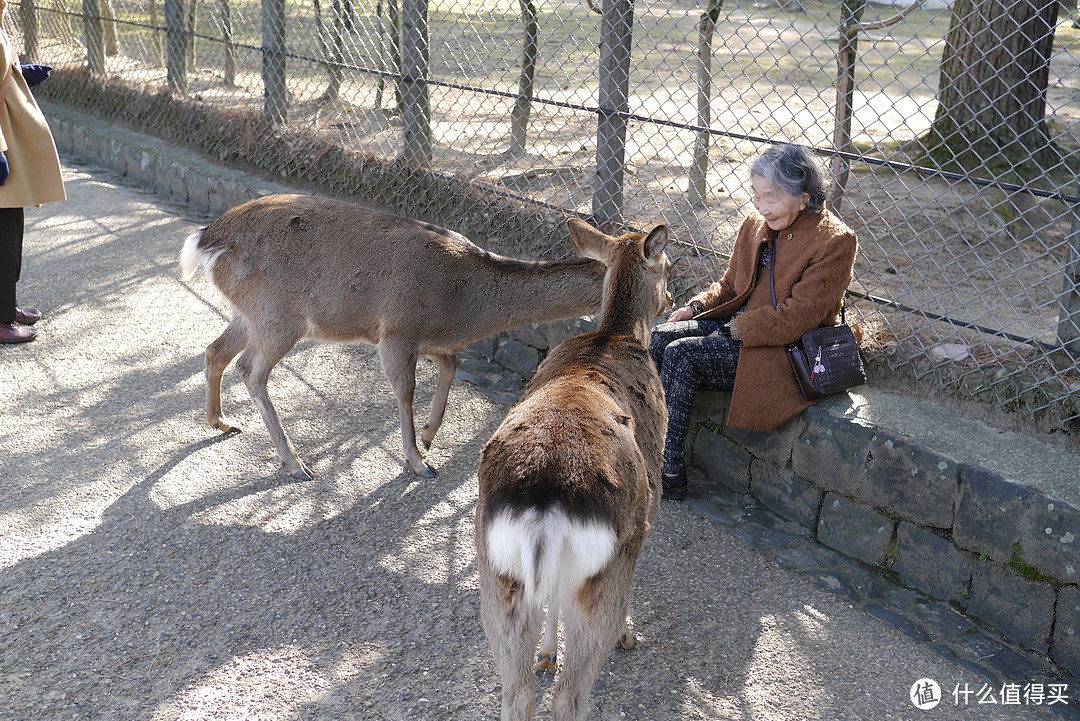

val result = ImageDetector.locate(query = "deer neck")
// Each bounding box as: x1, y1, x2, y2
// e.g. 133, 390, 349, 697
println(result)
471, 255, 606, 339
596, 259, 654, 345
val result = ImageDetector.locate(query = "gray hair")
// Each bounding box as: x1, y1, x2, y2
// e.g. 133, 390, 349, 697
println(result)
750, 144, 829, 214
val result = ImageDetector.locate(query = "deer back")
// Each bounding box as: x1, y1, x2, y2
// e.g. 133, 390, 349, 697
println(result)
478, 223, 670, 568
193, 195, 606, 349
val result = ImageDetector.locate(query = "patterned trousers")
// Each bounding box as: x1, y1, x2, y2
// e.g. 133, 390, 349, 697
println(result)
649, 319, 740, 475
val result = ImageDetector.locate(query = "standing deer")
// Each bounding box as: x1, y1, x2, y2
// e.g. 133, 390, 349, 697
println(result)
179, 194, 609, 479
475, 218, 670, 721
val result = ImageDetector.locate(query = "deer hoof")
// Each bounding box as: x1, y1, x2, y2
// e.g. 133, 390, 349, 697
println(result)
412, 462, 437, 479
616, 631, 638, 650
536, 652, 557, 672
287, 461, 315, 481
210, 418, 242, 434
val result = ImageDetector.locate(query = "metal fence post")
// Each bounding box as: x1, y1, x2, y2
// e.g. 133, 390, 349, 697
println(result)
83, 0, 106, 76
593, 0, 634, 227
165, 0, 186, 95
1058, 188, 1080, 353
400, 0, 431, 165
262, 0, 288, 124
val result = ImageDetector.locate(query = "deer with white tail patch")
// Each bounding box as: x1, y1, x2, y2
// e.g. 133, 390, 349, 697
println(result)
180, 194, 609, 479
475, 218, 671, 721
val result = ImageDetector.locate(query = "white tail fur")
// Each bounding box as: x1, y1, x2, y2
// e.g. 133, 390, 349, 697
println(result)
486, 507, 616, 606
476, 219, 671, 721
180, 229, 230, 283
180, 194, 608, 480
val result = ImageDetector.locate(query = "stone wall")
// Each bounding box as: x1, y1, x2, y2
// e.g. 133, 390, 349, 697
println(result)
689, 391, 1080, 678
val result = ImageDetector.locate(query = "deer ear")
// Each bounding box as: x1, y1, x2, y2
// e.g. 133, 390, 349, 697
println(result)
566, 218, 611, 263
642, 225, 669, 266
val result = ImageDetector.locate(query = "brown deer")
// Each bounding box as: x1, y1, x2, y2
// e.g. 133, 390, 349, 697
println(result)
179, 194, 609, 479
475, 218, 670, 721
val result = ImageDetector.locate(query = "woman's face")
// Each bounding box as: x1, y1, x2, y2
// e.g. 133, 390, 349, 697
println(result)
751, 175, 808, 231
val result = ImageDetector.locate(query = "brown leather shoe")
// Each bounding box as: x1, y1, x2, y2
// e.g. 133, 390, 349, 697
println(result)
0, 322, 37, 344
15, 307, 41, 325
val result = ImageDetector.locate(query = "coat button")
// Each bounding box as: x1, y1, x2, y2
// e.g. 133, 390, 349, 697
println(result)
786, 233, 793, 239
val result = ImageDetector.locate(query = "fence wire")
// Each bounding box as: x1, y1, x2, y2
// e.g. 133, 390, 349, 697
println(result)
11, 0, 1080, 426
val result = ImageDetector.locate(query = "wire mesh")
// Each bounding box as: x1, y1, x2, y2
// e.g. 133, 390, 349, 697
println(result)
9, 0, 1080, 426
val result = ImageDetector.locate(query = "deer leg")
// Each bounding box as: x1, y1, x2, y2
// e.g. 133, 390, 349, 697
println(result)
551, 555, 637, 721
478, 561, 543, 721
235, 331, 311, 479
536, 601, 559, 672
205, 315, 249, 434
420, 352, 456, 450
377, 339, 435, 478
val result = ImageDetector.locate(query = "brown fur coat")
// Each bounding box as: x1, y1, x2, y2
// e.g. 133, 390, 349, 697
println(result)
689, 208, 857, 430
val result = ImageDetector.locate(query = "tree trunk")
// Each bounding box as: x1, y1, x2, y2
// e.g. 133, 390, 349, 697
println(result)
19, 0, 39, 62
829, 0, 866, 211
400, 0, 431, 166
262, 0, 288, 124
220, 0, 235, 86
686, 0, 724, 207
930, 0, 1059, 168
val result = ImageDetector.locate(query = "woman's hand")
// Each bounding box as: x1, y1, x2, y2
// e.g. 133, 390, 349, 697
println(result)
668, 306, 695, 322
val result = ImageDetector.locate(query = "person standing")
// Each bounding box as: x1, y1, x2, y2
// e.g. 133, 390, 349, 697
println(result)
0, 3, 65, 344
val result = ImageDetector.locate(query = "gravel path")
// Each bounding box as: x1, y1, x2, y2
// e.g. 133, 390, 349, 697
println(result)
0, 165, 1069, 720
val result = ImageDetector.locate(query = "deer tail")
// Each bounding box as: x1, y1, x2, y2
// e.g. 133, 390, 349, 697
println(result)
180, 228, 226, 282
485, 506, 616, 607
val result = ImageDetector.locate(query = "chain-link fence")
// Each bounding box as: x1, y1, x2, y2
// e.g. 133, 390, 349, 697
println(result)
10, 0, 1080, 428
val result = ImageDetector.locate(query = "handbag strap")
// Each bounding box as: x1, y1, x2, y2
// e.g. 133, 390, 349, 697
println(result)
768, 231, 777, 309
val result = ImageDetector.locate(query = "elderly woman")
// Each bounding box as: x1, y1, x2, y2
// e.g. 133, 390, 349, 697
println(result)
650, 144, 857, 499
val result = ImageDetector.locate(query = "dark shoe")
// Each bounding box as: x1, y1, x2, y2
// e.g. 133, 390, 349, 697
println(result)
662, 467, 688, 500
0, 322, 37, 344
15, 307, 40, 325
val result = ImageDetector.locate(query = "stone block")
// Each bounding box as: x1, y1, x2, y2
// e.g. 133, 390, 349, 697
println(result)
692, 428, 751, 494
186, 172, 211, 214
953, 465, 1034, 564
750, 458, 822, 529
864, 432, 957, 529
466, 335, 497, 360
1020, 495, 1080, 585
511, 317, 596, 351
791, 406, 874, 497
893, 522, 972, 604
494, 337, 541, 378
691, 391, 729, 427
725, 414, 802, 466
967, 559, 1055, 653
1052, 586, 1080, 679
817, 493, 894, 567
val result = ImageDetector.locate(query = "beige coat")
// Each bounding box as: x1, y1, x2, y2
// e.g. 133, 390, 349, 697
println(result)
689, 208, 857, 430
0, 11, 65, 208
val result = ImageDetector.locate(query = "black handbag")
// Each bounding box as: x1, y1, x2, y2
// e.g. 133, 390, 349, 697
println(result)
768, 238, 866, 401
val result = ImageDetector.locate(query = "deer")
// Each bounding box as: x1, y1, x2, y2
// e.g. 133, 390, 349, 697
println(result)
179, 194, 610, 480
474, 218, 671, 721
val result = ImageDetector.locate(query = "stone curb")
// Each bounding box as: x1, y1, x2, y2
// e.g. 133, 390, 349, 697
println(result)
680, 476, 1080, 719
44, 103, 298, 218
689, 392, 1080, 685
